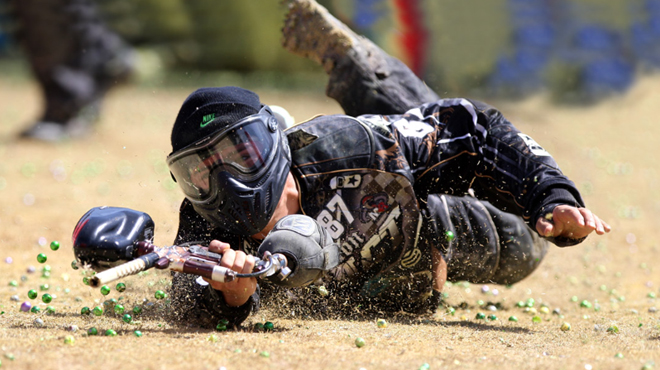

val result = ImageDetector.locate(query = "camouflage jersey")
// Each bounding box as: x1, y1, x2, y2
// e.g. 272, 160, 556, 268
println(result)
281, 112, 436, 313
172, 98, 584, 322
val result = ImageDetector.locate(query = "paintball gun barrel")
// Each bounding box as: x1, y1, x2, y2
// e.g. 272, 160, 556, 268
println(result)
88, 241, 291, 288
72, 206, 297, 288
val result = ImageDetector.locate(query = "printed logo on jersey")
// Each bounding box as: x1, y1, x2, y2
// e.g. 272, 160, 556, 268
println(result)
400, 247, 422, 269
242, 238, 258, 256
375, 143, 408, 171
315, 193, 354, 240
359, 193, 390, 223
392, 118, 434, 138
307, 171, 420, 283
518, 133, 551, 157
329, 174, 361, 189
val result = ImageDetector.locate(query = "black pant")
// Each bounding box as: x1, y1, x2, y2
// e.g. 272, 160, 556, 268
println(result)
325, 43, 548, 285
10, 0, 131, 123
425, 194, 547, 285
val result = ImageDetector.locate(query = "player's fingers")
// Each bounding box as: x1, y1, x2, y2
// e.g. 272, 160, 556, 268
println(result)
208, 240, 231, 253
220, 248, 236, 269
601, 218, 611, 233
593, 215, 611, 234
578, 208, 597, 229
232, 251, 246, 273
242, 255, 256, 274
535, 217, 555, 237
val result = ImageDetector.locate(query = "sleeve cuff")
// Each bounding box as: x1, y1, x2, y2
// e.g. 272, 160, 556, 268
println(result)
545, 235, 587, 247
529, 187, 583, 228
202, 284, 260, 328
529, 188, 588, 248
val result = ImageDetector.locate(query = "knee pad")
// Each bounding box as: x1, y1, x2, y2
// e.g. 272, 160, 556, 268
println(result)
426, 194, 500, 283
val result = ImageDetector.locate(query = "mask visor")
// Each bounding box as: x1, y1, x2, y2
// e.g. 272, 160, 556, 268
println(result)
167, 118, 276, 201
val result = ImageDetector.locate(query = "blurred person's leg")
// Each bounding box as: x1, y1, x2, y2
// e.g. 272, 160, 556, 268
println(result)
10, 0, 134, 142
282, 0, 438, 116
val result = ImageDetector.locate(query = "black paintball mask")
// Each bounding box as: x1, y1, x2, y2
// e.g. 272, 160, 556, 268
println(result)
168, 87, 291, 236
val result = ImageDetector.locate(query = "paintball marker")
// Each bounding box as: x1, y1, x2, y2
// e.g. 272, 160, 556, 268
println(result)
72, 206, 292, 288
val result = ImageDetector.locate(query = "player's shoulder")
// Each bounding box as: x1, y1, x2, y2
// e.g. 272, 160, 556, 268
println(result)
287, 113, 364, 133
286, 114, 375, 171
286, 114, 373, 150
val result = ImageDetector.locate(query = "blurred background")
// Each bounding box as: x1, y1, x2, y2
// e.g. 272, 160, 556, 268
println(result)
2, 0, 660, 103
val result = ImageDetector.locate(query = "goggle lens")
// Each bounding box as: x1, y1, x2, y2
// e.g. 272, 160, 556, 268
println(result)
167, 115, 276, 201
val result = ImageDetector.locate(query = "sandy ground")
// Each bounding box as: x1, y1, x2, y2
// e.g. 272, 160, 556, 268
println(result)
0, 70, 659, 370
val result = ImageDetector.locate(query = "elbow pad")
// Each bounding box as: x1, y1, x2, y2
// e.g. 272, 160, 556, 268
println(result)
258, 215, 339, 287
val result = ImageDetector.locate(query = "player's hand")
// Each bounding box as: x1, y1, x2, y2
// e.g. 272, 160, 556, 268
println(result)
535, 205, 611, 240
203, 240, 257, 307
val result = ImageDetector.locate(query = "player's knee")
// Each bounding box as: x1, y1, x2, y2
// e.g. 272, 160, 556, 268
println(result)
426, 194, 500, 283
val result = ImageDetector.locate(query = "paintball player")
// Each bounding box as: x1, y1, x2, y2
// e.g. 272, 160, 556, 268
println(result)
165, 0, 610, 328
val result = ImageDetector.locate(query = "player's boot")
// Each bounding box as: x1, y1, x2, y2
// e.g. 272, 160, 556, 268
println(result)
282, 0, 357, 73
282, 0, 438, 116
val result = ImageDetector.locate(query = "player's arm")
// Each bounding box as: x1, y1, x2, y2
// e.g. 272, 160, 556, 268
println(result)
375, 99, 610, 246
